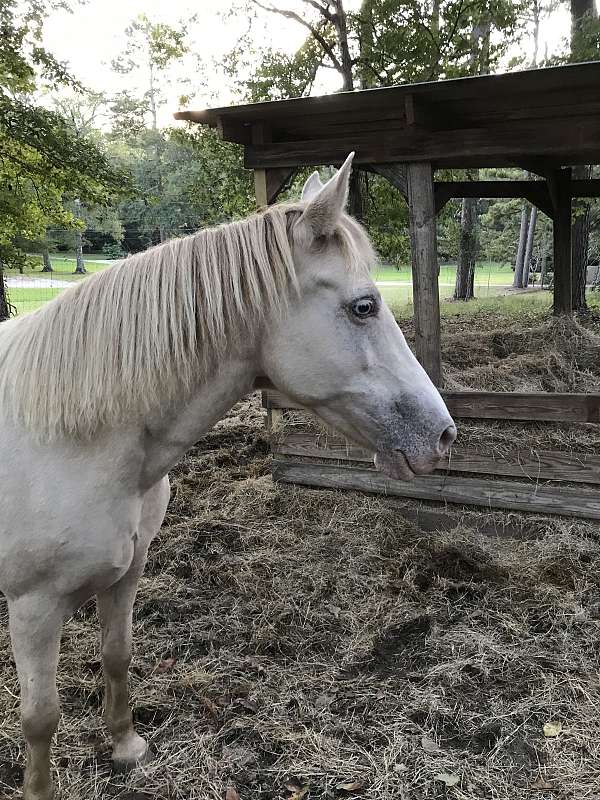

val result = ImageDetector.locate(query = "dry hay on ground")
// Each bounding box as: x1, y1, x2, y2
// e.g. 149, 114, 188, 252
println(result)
415, 308, 600, 454
1, 308, 600, 799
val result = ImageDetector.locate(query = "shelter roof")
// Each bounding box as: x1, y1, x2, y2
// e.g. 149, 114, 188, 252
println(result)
175, 62, 600, 169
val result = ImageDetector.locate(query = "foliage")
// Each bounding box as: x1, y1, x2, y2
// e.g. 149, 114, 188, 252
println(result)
107, 126, 254, 251
111, 14, 190, 130
0, 0, 130, 274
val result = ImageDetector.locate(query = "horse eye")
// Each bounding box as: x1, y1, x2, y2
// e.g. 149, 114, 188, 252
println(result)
351, 297, 377, 318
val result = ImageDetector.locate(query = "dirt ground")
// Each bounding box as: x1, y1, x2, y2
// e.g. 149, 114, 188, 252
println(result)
1, 307, 600, 799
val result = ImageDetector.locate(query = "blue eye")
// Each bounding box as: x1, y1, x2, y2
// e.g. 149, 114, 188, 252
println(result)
351, 297, 377, 318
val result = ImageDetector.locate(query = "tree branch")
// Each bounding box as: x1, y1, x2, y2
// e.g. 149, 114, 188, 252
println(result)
299, 0, 336, 24
250, 0, 343, 73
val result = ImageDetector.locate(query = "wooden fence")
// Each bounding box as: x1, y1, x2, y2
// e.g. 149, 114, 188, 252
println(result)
262, 389, 600, 521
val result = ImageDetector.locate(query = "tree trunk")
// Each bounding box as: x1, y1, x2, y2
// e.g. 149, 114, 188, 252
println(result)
572, 165, 590, 310
358, 0, 375, 89
429, 0, 441, 78
0, 259, 12, 321
539, 235, 550, 288
348, 169, 367, 220
522, 205, 538, 288
531, 0, 541, 67
454, 196, 477, 300
454, 15, 489, 301
513, 206, 529, 288
74, 230, 86, 274
571, 0, 597, 55
149, 58, 158, 131
42, 245, 53, 272
570, 0, 596, 310
333, 0, 354, 91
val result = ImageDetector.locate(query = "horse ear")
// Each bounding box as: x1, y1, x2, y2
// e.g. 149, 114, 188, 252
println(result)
298, 152, 354, 239
301, 171, 324, 201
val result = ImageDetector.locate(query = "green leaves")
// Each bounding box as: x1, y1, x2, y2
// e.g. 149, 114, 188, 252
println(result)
0, 0, 132, 272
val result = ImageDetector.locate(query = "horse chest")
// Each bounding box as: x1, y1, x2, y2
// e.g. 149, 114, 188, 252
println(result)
0, 423, 146, 601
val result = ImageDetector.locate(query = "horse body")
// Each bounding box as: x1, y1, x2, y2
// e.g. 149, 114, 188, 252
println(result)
0, 154, 456, 799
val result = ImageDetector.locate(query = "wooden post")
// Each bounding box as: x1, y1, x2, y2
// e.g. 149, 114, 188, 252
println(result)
406, 162, 442, 386
252, 123, 269, 209
550, 167, 573, 315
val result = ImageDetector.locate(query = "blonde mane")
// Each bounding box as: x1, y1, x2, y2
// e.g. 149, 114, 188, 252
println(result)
0, 204, 374, 441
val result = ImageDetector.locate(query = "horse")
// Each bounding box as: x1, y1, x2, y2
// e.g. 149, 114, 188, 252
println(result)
0, 153, 456, 800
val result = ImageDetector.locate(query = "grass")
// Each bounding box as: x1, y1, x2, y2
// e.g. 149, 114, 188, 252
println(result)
373, 260, 514, 287
8, 286, 64, 315
3, 258, 533, 318
4, 255, 113, 314
9, 255, 111, 280
375, 261, 539, 310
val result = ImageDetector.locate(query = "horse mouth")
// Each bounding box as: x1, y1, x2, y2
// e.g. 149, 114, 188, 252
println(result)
374, 450, 416, 481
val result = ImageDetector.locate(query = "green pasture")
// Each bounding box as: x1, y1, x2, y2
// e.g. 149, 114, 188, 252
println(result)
373, 261, 515, 286
4, 257, 547, 318
8, 286, 64, 315
14, 255, 111, 281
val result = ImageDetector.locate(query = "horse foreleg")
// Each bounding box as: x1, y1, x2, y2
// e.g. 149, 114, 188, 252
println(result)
8, 595, 63, 800
96, 476, 170, 769
97, 569, 149, 769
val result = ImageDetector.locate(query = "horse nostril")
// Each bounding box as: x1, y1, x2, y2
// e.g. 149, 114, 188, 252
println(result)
437, 424, 457, 456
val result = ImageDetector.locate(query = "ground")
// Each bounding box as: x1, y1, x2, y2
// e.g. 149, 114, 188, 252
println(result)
1, 307, 600, 800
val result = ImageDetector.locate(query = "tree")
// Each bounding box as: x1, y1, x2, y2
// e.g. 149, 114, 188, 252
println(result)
112, 14, 190, 242
0, 0, 130, 316
454, 11, 491, 301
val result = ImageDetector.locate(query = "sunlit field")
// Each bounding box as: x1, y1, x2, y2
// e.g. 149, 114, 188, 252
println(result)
5, 258, 529, 317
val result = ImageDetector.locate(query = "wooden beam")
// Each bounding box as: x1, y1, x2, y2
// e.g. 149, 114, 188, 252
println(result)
261, 388, 600, 423
274, 431, 600, 485
433, 180, 555, 219
370, 164, 408, 196
406, 162, 442, 386
243, 116, 600, 170
549, 168, 573, 315
403, 93, 440, 128
265, 168, 297, 204
445, 390, 600, 422
273, 461, 600, 521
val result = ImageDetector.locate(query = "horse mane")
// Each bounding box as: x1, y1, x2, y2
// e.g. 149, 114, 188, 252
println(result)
0, 204, 375, 442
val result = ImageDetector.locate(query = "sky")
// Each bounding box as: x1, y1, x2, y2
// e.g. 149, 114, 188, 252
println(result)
41, 0, 590, 128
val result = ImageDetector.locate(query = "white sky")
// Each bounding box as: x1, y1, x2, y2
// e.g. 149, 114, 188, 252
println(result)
41, 0, 592, 128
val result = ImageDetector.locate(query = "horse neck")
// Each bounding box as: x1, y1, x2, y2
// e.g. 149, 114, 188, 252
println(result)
138, 351, 258, 491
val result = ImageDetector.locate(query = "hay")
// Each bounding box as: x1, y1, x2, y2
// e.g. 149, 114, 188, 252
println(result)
1, 307, 600, 799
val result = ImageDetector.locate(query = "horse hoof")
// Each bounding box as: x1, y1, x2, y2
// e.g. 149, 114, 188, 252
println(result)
112, 736, 154, 773
23, 782, 54, 800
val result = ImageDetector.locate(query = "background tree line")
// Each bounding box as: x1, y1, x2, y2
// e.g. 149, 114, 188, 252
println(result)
1, 0, 599, 321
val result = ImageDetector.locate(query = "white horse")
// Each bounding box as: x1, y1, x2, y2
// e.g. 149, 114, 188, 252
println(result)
0, 153, 455, 800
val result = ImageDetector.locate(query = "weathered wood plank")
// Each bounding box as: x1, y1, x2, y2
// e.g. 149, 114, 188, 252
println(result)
243, 116, 600, 170
444, 390, 600, 422
407, 162, 442, 386
273, 460, 600, 520
262, 389, 600, 424
434, 180, 555, 219
274, 431, 600, 485
370, 164, 408, 196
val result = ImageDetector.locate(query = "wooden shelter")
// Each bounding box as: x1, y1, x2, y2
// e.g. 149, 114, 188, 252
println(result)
176, 63, 600, 520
